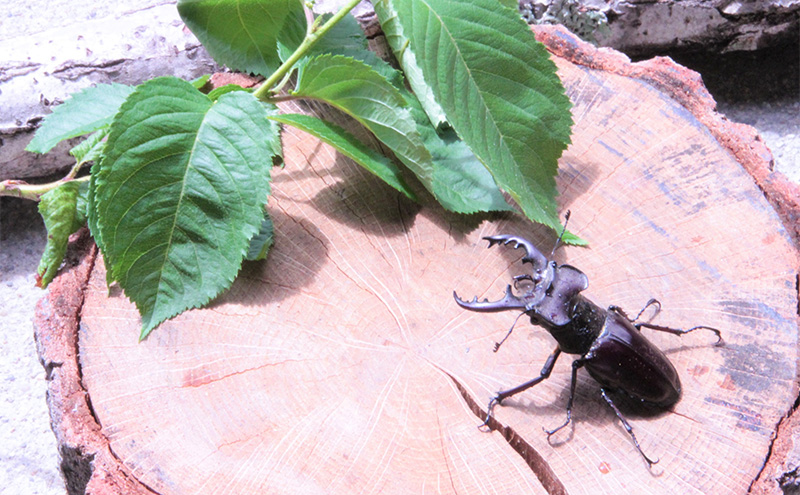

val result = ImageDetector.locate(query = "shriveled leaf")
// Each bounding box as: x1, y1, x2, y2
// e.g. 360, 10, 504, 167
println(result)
178, 0, 306, 77
245, 212, 274, 261
271, 113, 417, 201
382, 0, 575, 236
292, 54, 435, 195
93, 76, 276, 339
26, 83, 133, 154
36, 181, 87, 288
372, 0, 447, 128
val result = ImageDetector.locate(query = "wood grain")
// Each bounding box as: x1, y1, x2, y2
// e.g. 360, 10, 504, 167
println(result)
38, 26, 799, 495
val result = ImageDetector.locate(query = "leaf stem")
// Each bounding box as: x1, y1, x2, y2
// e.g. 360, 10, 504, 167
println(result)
65, 160, 87, 180
252, 0, 363, 101
0, 176, 89, 201
269, 66, 297, 95
267, 94, 301, 103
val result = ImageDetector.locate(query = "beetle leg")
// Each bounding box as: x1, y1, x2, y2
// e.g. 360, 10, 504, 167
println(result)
633, 298, 662, 322
544, 358, 583, 437
609, 298, 661, 324
493, 312, 527, 352
637, 322, 723, 345
479, 347, 562, 429
611, 302, 723, 345
479, 396, 501, 430
599, 388, 660, 467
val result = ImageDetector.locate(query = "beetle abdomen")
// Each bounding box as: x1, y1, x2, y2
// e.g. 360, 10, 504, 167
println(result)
583, 310, 681, 407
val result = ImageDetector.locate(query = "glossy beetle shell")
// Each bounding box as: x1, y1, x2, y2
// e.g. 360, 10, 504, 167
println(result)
583, 309, 681, 407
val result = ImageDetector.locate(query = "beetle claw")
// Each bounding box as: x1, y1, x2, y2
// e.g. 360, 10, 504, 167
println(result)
543, 413, 572, 439
453, 286, 528, 313
483, 234, 548, 271
479, 396, 501, 430
644, 454, 660, 467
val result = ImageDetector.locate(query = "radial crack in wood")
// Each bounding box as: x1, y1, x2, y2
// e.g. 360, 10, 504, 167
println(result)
446, 372, 569, 495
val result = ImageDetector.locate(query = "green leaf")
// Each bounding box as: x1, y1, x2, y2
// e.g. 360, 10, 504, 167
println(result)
178, 0, 306, 77
372, 0, 447, 128
26, 83, 133, 154
207, 84, 250, 101
426, 130, 513, 214
86, 164, 105, 258
92, 76, 277, 339
191, 74, 212, 89
36, 181, 87, 288
297, 18, 505, 213
70, 131, 108, 244
69, 128, 108, 166
380, 0, 574, 234
260, 102, 285, 168
497, 0, 519, 10
401, 93, 511, 214
306, 13, 404, 89
291, 53, 508, 214
292, 54, 435, 195
75, 180, 90, 221
245, 212, 274, 261
271, 113, 417, 201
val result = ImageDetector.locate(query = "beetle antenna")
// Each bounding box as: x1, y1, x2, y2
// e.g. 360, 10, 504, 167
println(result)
550, 210, 571, 258
493, 312, 526, 352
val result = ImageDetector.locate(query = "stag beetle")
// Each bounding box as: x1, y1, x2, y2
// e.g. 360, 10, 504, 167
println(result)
453, 213, 722, 466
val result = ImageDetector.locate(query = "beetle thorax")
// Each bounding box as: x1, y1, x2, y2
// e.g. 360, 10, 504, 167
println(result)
535, 296, 606, 355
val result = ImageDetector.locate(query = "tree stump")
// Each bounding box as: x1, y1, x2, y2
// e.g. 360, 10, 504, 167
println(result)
35, 25, 800, 495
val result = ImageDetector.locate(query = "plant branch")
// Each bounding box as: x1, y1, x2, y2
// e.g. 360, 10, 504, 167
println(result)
0, 176, 89, 201
252, 0, 363, 101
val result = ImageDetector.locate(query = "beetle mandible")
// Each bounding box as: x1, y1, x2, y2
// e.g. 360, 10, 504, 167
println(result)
453, 213, 723, 466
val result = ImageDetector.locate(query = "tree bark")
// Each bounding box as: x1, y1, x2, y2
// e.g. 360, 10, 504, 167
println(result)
35, 25, 800, 495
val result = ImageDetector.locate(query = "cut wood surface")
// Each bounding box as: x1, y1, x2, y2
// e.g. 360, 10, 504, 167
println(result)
36, 26, 799, 495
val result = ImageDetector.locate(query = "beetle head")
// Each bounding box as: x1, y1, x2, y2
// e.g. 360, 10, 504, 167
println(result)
453, 233, 589, 326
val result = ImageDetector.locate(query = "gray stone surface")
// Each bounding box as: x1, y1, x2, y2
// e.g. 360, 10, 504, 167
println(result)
602, 0, 800, 54
0, 2, 797, 494
524, 0, 800, 56
0, 1, 217, 180
720, 99, 800, 183
0, 198, 64, 495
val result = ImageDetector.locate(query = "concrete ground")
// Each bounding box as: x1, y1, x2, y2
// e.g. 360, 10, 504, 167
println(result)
0, 3, 797, 495
0, 200, 65, 495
